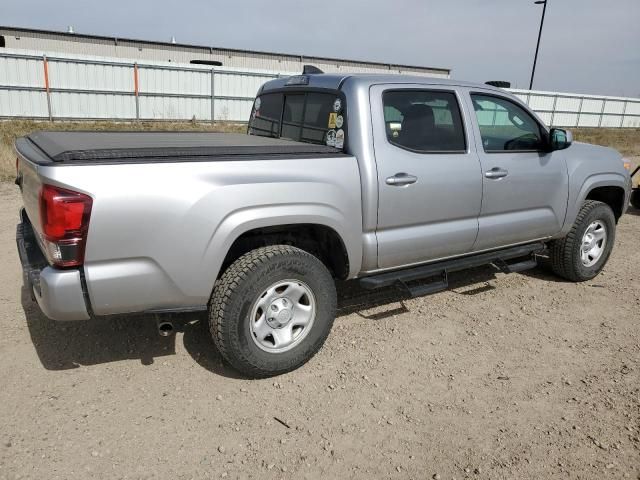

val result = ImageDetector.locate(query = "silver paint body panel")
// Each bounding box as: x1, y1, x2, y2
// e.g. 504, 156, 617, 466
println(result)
34, 157, 363, 316
368, 83, 483, 268
35, 267, 90, 321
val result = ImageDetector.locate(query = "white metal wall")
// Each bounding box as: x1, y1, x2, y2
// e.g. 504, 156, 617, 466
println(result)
0, 48, 283, 122
509, 88, 640, 128
0, 28, 451, 78
1, 48, 639, 127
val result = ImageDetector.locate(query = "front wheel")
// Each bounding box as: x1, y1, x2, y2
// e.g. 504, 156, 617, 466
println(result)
549, 200, 616, 282
209, 245, 337, 378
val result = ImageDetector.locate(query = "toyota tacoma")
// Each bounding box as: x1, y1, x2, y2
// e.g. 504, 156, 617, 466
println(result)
15, 72, 633, 377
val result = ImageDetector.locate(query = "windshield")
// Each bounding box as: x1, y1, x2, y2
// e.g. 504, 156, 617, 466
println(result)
248, 91, 346, 149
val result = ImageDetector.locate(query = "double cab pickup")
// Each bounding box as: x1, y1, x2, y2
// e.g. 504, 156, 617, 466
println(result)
16, 73, 632, 376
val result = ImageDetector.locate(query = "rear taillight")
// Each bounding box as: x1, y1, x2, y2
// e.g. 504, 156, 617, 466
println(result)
39, 184, 93, 267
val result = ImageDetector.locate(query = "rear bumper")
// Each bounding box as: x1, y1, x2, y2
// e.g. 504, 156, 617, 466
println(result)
16, 209, 90, 321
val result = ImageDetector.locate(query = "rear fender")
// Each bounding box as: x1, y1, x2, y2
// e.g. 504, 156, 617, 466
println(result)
201, 203, 362, 289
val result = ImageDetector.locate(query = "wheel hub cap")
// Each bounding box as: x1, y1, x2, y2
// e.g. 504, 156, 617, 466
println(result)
267, 298, 293, 328
580, 220, 607, 267
249, 280, 316, 353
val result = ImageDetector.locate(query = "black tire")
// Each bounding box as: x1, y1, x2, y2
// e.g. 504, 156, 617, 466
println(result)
209, 245, 336, 378
630, 189, 640, 209
549, 200, 616, 282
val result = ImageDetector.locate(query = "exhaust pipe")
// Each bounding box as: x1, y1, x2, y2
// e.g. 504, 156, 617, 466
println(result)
157, 320, 174, 337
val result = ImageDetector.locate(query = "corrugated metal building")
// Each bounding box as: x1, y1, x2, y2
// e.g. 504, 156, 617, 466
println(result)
0, 26, 450, 78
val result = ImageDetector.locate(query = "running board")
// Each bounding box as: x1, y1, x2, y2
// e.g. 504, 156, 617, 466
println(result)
359, 242, 544, 298
394, 271, 449, 298
493, 257, 538, 274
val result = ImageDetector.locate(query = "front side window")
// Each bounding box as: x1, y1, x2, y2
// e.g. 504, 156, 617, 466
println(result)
248, 91, 345, 148
382, 90, 466, 153
471, 94, 544, 152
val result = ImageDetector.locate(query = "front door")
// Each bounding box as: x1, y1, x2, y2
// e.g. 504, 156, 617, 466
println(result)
370, 84, 483, 269
465, 91, 569, 251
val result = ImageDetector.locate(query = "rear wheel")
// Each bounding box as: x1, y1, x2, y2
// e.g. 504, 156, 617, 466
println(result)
549, 200, 616, 281
209, 245, 336, 378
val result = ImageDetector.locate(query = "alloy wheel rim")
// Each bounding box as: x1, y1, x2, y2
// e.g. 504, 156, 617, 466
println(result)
249, 279, 316, 353
580, 220, 607, 267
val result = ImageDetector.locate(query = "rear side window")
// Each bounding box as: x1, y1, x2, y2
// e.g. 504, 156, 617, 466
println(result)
249, 91, 345, 148
471, 94, 544, 152
382, 90, 466, 153
248, 93, 283, 138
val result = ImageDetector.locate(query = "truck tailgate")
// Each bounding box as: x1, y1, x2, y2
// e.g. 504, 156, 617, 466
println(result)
15, 148, 43, 235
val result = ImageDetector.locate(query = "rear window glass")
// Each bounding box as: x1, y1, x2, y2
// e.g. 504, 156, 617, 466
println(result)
248, 93, 282, 138
249, 91, 345, 149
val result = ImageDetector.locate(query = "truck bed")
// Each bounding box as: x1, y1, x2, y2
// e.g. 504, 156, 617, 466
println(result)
18, 131, 341, 165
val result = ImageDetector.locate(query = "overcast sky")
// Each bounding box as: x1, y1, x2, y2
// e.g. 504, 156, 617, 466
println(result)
3, 0, 639, 96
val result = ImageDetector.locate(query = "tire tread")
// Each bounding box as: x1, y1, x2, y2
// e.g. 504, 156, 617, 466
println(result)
549, 200, 612, 282
209, 245, 334, 377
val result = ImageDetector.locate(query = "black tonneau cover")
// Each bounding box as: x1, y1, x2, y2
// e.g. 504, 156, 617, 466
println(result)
26, 131, 339, 163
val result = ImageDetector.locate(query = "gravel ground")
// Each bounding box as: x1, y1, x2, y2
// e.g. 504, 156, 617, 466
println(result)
0, 181, 638, 480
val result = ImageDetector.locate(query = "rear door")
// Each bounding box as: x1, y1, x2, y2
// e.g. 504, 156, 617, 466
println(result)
370, 84, 483, 269
465, 91, 569, 250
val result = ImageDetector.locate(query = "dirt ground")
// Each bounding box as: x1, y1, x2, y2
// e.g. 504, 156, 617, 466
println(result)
0, 180, 639, 480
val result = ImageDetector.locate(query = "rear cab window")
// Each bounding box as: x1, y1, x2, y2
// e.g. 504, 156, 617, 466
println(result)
382, 90, 466, 153
248, 90, 346, 149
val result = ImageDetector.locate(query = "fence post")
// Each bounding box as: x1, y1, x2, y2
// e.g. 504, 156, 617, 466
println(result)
210, 69, 216, 124
576, 97, 584, 128
598, 98, 606, 127
42, 55, 53, 121
133, 63, 140, 120
550, 94, 558, 127
620, 100, 627, 128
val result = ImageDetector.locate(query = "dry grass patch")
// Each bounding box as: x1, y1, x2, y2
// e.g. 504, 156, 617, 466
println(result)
572, 128, 640, 157
1, 120, 245, 181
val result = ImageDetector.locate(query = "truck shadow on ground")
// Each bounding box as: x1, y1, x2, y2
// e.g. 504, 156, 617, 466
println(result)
22, 264, 512, 377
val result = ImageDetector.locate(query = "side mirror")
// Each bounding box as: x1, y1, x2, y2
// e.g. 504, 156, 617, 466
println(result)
550, 128, 573, 151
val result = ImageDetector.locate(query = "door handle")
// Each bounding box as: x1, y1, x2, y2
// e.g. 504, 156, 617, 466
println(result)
485, 167, 508, 179
386, 172, 418, 186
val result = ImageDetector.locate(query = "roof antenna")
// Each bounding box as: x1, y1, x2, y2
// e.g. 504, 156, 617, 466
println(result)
302, 65, 324, 75
67, 26, 75, 34
170, 36, 177, 44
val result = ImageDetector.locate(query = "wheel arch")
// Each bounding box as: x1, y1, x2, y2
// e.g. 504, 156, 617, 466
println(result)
562, 173, 628, 235
585, 185, 627, 220
219, 222, 351, 281
201, 204, 361, 296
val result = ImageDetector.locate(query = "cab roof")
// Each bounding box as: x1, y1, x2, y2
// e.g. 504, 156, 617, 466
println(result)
260, 73, 507, 95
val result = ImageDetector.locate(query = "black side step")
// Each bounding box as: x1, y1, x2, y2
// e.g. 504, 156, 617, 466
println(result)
395, 271, 449, 298
359, 242, 544, 297
493, 256, 538, 274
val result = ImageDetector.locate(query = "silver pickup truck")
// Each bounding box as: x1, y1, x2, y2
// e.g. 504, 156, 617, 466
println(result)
15, 73, 632, 377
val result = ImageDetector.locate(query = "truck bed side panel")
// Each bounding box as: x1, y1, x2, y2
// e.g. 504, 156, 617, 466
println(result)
34, 155, 362, 316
